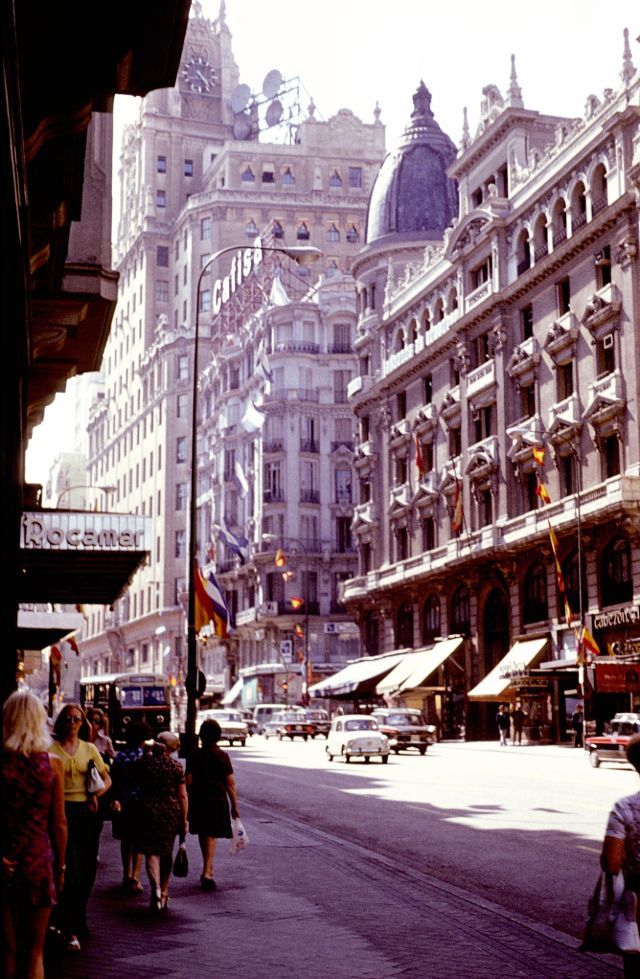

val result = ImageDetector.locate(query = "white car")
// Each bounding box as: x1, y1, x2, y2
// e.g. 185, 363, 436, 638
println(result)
197, 709, 249, 746
326, 715, 390, 764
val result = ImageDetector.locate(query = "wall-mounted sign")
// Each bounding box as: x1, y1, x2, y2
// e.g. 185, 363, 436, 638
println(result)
324, 622, 359, 635
596, 662, 640, 693
212, 237, 264, 315
21, 511, 150, 551
593, 605, 640, 629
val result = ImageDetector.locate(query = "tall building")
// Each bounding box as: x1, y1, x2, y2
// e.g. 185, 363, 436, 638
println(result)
344, 38, 640, 740
80, 3, 385, 698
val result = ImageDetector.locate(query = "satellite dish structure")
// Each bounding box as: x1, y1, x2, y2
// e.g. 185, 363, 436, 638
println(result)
262, 69, 283, 100
231, 83, 251, 114
265, 99, 283, 128
233, 113, 252, 140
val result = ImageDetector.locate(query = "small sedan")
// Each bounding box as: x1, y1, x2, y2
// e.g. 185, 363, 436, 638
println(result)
264, 711, 312, 741
196, 709, 249, 746
326, 715, 390, 764
586, 712, 640, 768
371, 708, 436, 755
305, 709, 331, 739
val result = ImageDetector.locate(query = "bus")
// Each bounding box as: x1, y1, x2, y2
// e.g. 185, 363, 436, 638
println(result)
79, 673, 171, 745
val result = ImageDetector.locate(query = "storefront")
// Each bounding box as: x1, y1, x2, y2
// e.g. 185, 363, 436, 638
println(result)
591, 605, 640, 730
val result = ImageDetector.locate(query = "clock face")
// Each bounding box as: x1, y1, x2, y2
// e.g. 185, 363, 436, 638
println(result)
181, 56, 216, 94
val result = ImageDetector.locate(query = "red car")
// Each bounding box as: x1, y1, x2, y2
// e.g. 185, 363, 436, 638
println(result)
585, 713, 640, 768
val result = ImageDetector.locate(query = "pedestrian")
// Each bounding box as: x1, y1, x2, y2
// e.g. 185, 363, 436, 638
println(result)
132, 731, 188, 913
572, 706, 584, 748
186, 719, 240, 892
511, 701, 527, 745
109, 721, 151, 894
600, 734, 640, 977
3, 690, 67, 979
87, 709, 116, 764
49, 703, 111, 952
496, 704, 510, 746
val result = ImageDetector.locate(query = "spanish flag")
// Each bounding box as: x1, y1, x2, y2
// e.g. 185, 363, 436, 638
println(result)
415, 435, 426, 478
275, 548, 286, 568
532, 446, 545, 465
66, 635, 80, 655
451, 479, 464, 535
581, 625, 601, 658
536, 479, 551, 505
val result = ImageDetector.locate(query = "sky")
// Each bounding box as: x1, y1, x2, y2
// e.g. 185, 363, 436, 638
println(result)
25, 0, 639, 484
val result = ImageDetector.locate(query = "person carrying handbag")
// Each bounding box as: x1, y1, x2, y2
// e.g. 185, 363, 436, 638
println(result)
600, 734, 640, 976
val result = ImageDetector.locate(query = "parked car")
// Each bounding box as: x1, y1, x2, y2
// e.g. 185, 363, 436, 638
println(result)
586, 712, 640, 768
253, 703, 302, 734
196, 708, 249, 746
263, 710, 312, 741
326, 715, 390, 764
305, 709, 331, 739
238, 709, 257, 735
371, 708, 436, 755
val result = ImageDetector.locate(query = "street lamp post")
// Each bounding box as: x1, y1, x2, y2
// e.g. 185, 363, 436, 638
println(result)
184, 241, 321, 755
55, 484, 116, 509
263, 533, 311, 706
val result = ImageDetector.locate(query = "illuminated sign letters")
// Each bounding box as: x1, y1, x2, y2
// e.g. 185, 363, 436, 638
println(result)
212, 237, 264, 315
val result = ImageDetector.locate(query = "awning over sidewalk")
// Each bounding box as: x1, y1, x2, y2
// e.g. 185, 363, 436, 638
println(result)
309, 651, 406, 699
17, 608, 85, 651
221, 678, 242, 705
467, 637, 549, 702
376, 637, 464, 697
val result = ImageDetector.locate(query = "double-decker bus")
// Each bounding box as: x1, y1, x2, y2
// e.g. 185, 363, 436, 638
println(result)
79, 673, 171, 745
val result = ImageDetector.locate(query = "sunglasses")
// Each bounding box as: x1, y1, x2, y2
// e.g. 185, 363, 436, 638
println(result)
65, 715, 83, 723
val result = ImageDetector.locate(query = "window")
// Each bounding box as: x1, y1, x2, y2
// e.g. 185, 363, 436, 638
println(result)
395, 601, 413, 646
423, 374, 433, 404
335, 469, 352, 504
281, 167, 295, 185
329, 170, 342, 187
561, 550, 587, 616
156, 245, 169, 267
601, 536, 632, 607
348, 167, 362, 188
245, 219, 258, 237
472, 404, 494, 443
422, 594, 440, 642
595, 245, 611, 289
157, 155, 167, 174
346, 225, 360, 243
595, 335, 615, 377
478, 488, 493, 527
175, 530, 186, 558
396, 391, 407, 420
262, 168, 275, 184
176, 437, 187, 464
297, 222, 310, 241
557, 277, 571, 315
156, 190, 166, 208
470, 256, 492, 290
200, 289, 211, 312
333, 370, 351, 403
451, 586, 470, 634
523, 562, 548, 623
449, 427, 462, 457
241, 166, 255, 183
156, 280, 169, 303
394, 455, 408, 485
520, 383, 535, 419
421, 516, 436, 551
177, 354, 189, 380
602, 434, 620, 478
326, 223, 340, 242
176, 483, 187, 510
184, 159, 193, 177
556, 362, 573, 401
335, 516, 352, 552
200, 217, 211, 240
272, 220, 284, 240
177, 393, 188, 418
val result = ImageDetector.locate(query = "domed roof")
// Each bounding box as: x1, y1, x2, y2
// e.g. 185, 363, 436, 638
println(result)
366, 82, 458, 246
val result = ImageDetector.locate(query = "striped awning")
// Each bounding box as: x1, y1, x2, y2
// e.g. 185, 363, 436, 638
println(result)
467, 637, 549, 701
309, 651, 406, 699
376, 637, 464, 696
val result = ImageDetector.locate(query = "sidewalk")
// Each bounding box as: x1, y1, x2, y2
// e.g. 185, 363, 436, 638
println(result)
44, 805, 623, 979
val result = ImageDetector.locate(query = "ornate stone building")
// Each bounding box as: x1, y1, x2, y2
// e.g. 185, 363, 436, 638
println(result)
343, 38, 640, 740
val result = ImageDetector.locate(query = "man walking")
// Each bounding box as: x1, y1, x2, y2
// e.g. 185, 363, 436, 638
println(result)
511, 702, 527, 745
496, 704, 510, 746
572, 706, 584, 748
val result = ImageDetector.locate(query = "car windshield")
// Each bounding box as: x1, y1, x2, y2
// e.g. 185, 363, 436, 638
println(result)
610, 721, 639, 736
345, 719, 377, 731
386, 713, 422, 726
306, 711, 327, 720
279, 714, 303, 722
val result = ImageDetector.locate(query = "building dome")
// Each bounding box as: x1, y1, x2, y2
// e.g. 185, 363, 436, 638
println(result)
366, 81, 458, 246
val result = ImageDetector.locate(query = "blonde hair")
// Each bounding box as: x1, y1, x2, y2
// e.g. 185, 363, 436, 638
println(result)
3, 689, 52, 755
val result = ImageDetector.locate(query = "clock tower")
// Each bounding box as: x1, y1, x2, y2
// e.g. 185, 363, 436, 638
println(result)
177, 0, 239, 127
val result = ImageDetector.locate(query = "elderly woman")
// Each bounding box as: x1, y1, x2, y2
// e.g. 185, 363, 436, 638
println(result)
87, 709, 115, 764
110, 721, 150, 894
186, 719, 240, 891
3, 690, 67, 979
49, 704, 111, 951
132, 732, 188, 912
600, 734, 640, 977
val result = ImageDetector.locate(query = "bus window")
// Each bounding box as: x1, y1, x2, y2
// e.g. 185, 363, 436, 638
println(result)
144, 686, 168, 706
120, 686, 144, 708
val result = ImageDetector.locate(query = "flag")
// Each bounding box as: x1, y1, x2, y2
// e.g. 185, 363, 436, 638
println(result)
581, 625, 601, 658
535, 479, 551, 505
65, 635, 80, 656
548, 523, 560, 558
256, 339, 273, 383
451, 479, 463, 535
194, 563, 233, 638
218, 515, 249, 565
290, 596, 304, 610
275, 548, 286, 568
294, 624, 304, 638
241, 399, 266, 433
50, 645, 62, 687
233, 460, 249, 499
564, 596, 573, 626
415, 435, 426, 478
532, 446, 545, 464
269, 272, 290, 307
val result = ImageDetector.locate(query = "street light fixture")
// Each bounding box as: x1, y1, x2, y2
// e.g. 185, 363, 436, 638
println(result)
262, 532, 311, 706
184, 240, 321, 754
55, 484, 117, 509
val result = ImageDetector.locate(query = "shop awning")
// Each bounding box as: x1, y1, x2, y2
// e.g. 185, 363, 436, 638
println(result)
221, 678, 242, 705
467, 637, 549, 701
376, 637, 464, 696
17, 608, 85, 651
309, 651, 406, 699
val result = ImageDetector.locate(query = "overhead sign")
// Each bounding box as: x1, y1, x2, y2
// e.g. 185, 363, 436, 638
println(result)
212, 237, 264, 315
596, 662, 640, 693
21, 511, 150, 552
594, 605, 640, 629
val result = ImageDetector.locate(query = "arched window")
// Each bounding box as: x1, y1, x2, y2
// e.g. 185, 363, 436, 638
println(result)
245, 219, 258, 238
447, 288, 458, 313
409, 319, 418, 343
346, 225, 360, 243
281, 167, 295, 185
272, 221, 285, 240
329, 170, 343, 187
523, 561, 548, 623
450, 585, 470, 635
601, 536, 632, 607
570, 181, 587, 232
421, 594, 441, 643
394, 330, 405, 353
591, 163, 608, 214
551, 198, 567, 247
395, 603, 414, 649
533, 214, 548, 260
326, 223, 340, 242
434, 298, 445, 323
516, 229, 531, 275
561, 549, 587, 618
296, 222, 310, 241
422, 309, 431, 334
241, 166, 255, 183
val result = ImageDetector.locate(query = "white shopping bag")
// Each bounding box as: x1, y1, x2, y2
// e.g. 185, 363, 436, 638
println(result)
229, 817, 249, 855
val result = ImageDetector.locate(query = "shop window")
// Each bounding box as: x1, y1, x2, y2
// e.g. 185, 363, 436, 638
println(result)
421, 594, 440, 643
523, 562, 548, 623
395, 603, 413, 648
601, 536, 632, 607
451, 586, 470, 635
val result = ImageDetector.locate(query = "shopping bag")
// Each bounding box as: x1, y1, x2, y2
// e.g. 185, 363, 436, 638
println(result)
172, 837, 189, 878
229, 818, 248, 855
580, 872, 640, 954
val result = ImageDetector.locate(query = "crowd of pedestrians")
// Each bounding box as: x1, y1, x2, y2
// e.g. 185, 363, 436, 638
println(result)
2, 694, 240, 979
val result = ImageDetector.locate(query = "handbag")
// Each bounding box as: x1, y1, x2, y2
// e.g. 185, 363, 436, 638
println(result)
86, 760, 106, 795
581, 872, 640, 954
172, 837, 189, 878
229, 817, 248, 855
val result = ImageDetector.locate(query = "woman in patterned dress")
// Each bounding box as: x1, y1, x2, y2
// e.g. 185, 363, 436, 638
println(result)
601, 734, 640, 977
3, 690, 67, 979
132, 731, 188, 912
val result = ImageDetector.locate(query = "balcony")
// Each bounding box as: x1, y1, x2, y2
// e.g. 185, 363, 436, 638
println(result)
299, 538, 323, 554
263, 488, 285, 503
582, 282, 622, 339
583, 370, 625, 430
328, 342, 353, 354
352, 500, 377, 527
300, 488, 320, 504
300, 439, 319, 453
274, 340, 321, 354
465, 279, 493, 312
383, 342, 415, 378
548, 392, 581, 431
466, 358, 496, 404
507, 336, 540, 384
263, 440, 284, 454
347, 374, 375, 400
388, 482, 411, 511
552, 227, 567, 247
389, 417, 410, 445
264, 388, 320, 404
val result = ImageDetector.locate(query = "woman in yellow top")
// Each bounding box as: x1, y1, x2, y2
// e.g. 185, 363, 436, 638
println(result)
49, 704, 111, 952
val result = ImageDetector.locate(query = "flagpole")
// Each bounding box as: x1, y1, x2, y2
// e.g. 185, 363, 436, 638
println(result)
184, 241, 321, 755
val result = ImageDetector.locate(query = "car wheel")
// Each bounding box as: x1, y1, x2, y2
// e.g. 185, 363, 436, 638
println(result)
393, 748, 400, 754
343, 748, 350, 763
381, 754, 389, 764
589, 751, 600, 768
240, 740, 246, 747
419, 746, 427, 755
364, 756, 370, 763
327, 752, 333, 761
303, 734, 308, 741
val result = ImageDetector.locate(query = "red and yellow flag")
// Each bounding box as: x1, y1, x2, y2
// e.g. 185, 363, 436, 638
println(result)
581, 625, 601, 658
532, 446, 545, 465
536, 479, 551, 505
415, 435, 426, 478
275, 548, 286, 568
451, 479, 464, 534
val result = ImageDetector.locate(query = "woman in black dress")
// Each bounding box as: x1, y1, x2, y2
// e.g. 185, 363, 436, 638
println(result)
186, 720, 240, 891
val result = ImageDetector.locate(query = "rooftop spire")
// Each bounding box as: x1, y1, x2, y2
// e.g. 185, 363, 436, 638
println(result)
411, 80, 434, 122
507, 54, 524, 107
460, 106, 470, 150
621, 28, 636, 84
